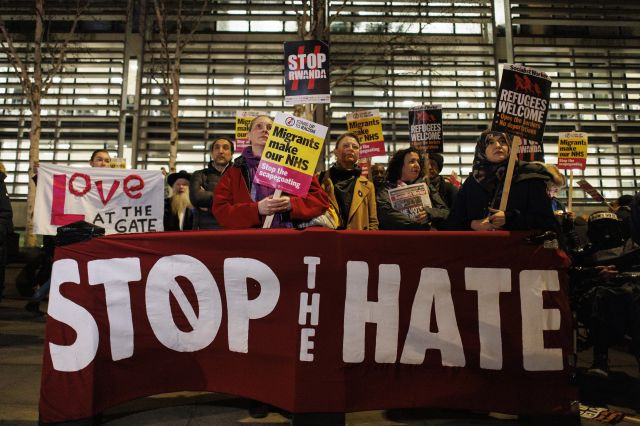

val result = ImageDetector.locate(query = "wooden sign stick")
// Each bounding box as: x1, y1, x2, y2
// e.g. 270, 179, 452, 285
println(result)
262, 189, 282, 229
498, 136, 521, 211
567, 170, 574, 212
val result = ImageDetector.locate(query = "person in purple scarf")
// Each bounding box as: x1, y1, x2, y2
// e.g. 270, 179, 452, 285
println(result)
213, 115, 329, 229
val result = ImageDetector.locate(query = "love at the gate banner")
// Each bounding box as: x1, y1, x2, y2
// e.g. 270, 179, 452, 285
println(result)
34, 164, 164, 235
492, 64, 552, 143
40, 230, 576, 423
284, 39, 330, 105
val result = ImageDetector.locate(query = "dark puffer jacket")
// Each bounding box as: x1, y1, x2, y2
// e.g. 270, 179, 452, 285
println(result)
446, 161, 558, 231
189, 161, 229, 229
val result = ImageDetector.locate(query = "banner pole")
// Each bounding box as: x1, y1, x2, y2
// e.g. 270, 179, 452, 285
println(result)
498, 135, 521, 212
567, 170, 574, 212
262, 189, 282, 229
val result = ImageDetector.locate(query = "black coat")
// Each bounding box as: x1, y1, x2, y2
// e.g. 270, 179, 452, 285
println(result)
163, 198, 194, 231
376, 179, 450, 230
446, 163, 557, 232
0, 172, 13, 240
431, 175, 459, 210
188, 161, 229, 230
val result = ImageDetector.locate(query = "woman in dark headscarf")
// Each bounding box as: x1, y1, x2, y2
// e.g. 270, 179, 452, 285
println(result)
446, 129, 557, 231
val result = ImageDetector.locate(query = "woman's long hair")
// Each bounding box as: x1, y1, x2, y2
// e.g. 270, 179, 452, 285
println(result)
386, 147, 425, 184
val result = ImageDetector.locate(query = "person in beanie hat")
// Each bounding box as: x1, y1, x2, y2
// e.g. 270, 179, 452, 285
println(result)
426, 152, 458, 209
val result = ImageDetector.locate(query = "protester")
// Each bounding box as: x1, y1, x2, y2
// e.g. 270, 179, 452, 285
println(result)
543, 165, 582, 251
89, 149, 111, 168
427, 152, 458, 209
26, 150, 113, 316
369, 163, 386, 190
164, 170, 193, 231
0, 162, 13, 303
446, 130, 557, 232
571, 211, 640, 377
213, 115, 329, 229
376, 148, 449, 230
189, 137, 233, 229
318, 132, 378, 230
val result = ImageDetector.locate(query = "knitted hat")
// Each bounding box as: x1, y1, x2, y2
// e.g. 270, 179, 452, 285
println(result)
430, 153, 444, 173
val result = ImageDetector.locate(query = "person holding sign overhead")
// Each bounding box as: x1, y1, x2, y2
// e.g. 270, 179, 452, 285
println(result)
318, 132, 378, 230
377, 148, 449, 230
446, 129, 557, 232
213, 115, 328, 229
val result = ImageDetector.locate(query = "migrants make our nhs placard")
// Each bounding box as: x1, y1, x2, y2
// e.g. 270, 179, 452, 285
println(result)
557, 131, 588, 170
235, 110, 262, 150
346, 109, 385, 158
284, 40, 330, 105
408, 105, 443, 154
492, 64, 552, 143
33, 164, 164, 235
253, 112, 328, 197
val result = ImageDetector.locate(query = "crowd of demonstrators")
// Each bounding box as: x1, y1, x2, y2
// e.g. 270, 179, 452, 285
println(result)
189, 137, 233, 230
376, 147, 449, 230
317, 132, 378, 230
426, 153, 458, 210
446, 130, 557, 232
164, 171, 193, 231
213, 115, 329, 229
0, 162, 13, 303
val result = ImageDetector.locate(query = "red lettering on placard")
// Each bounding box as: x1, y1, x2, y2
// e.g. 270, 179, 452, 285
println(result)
51, 174, 84, 226
95, 180, 120, 206
123, 175, 144, 199
68, 173, 91, 197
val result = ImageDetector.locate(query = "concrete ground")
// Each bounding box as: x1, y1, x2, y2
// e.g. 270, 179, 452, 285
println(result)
1, 292, 639, 425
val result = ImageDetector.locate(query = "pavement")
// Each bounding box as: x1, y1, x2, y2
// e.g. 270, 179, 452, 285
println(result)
1, 288, 639, 425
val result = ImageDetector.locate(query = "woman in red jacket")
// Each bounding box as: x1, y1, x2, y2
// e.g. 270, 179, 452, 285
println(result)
213, 115, 329, 229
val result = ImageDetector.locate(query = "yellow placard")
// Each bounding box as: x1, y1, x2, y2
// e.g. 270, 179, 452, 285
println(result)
262, 123, 324, 175
235, 110, 261, 147
557, 131, 588, 170
346, 115, 383, 144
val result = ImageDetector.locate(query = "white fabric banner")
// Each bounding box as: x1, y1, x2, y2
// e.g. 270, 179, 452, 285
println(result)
34, 164, 164, 235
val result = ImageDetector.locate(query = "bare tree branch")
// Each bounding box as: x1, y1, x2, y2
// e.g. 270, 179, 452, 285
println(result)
0, 22, 34, 100
43, 0, 91, 93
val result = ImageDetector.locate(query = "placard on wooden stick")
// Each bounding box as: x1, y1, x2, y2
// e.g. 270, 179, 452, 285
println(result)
491, 64, 552, 212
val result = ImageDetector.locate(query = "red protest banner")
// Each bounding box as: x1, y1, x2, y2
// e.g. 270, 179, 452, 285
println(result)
40, 230, 576, 423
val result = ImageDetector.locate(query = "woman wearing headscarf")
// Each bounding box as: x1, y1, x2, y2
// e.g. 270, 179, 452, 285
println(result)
446, 129, 557, 231
376, 147, 449, 230
213, 115, 329, 229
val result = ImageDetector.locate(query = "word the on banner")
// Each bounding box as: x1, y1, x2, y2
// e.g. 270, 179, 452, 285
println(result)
557, 131, 588, 170
33, 164, 164, 235
346, 109, 385, 158
235, 110, 262, 150
253, 112, 327, 197
284, 39, 330, 105
492, 64, 552, 142
409, 105, 443, 153
39, 230, 576, 423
